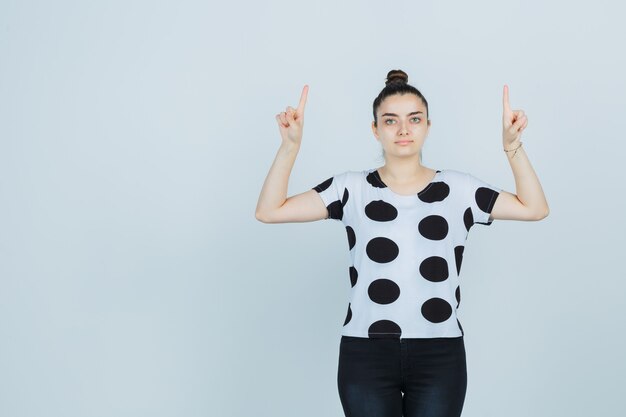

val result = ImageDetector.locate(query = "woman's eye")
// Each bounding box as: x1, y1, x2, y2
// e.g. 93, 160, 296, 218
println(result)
384, 118, 420, 124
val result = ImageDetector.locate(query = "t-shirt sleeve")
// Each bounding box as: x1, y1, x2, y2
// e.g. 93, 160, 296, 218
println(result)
465, 172, 502, 226
311, 172, 349, 221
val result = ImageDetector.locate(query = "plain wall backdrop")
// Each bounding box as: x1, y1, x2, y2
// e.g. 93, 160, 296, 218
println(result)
1, 1, 624, 416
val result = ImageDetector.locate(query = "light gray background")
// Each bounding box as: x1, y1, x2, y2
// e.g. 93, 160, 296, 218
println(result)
1, 1, 624, 416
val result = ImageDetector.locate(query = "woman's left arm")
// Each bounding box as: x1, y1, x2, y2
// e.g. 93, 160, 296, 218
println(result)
489, 84, 550, 222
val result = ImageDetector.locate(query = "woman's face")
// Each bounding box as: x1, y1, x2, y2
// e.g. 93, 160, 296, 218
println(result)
371, 93, 431, 159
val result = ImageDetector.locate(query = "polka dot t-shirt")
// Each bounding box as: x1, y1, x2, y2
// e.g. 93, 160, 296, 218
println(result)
312, 168, 502, 339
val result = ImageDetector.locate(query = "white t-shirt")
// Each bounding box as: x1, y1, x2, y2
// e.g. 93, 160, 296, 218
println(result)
312, 167, 502, 339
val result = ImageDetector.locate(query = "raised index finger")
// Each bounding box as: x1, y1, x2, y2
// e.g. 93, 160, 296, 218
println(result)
297, 84, 309, 113
503, 84, 511, 113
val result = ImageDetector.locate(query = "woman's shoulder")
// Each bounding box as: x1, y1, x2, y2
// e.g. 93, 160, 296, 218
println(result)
437, 167, 467, 176
411, 167, 466, 185
333, 168, 376, 180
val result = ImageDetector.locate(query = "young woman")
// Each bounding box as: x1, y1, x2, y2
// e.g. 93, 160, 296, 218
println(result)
255, 69, 549, 417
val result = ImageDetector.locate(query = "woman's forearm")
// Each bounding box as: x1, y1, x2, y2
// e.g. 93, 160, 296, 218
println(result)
255, 142, 301, 219
505, 141, 549, 217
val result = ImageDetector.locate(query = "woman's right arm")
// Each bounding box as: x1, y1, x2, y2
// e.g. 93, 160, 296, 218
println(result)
254, 85, 328, 224
254, 142, 328, 223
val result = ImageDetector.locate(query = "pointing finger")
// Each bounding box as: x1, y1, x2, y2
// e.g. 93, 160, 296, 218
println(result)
503, 84, 511, 113
297, 84, 309, 113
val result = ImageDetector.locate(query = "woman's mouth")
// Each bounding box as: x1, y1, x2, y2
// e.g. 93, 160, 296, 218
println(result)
394, 140, 413, 145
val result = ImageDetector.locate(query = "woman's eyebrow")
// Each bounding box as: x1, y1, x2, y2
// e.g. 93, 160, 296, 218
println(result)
381, 111, 424, 117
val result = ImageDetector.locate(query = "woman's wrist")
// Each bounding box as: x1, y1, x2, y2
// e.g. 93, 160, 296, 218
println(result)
280, 140, 301, 153
503, 140, 523, 158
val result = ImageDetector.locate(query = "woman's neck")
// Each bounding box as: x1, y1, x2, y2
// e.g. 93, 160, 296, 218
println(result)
379, 160, 433, 184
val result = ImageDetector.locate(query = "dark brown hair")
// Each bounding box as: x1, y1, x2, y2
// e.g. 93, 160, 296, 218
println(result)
372, 69, 429, 128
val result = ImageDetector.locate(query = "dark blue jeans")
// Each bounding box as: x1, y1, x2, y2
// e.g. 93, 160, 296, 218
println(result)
337, 336, 467, 417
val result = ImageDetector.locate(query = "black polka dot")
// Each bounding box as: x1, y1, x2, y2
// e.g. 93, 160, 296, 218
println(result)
328, 188, 350, 220
418, 215, 449, 240
345, 225, 356, 250
312, 177, 333, 192
366, 171, 386, 189
463, 207, 474, 231
419, 256, 449, 282
349, 266, 358, 287
455, 285, 461, 308
343, 303, 352, 326
419, 181, 450, 203
366, 237, 399, 263
368, 320, 401, 338
368, 278, 401, 304
313, 177, 350, 220
365, 200, 398, 222
454, 245, 465, 275
327, 200, 344, 220
421, 298, 453, 323
476, 187, 499, 213
341, 187, 349, 205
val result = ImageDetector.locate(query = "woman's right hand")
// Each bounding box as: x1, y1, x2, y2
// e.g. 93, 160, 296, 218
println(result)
276, 85, 308, 146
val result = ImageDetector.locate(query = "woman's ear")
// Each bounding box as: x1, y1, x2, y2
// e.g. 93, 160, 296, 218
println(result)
371, 121, 379, 139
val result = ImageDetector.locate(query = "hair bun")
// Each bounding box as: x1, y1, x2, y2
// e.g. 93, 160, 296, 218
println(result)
385, 69, 409, 86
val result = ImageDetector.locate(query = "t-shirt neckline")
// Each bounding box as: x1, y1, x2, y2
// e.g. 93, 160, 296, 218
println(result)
372, 168, 442, 198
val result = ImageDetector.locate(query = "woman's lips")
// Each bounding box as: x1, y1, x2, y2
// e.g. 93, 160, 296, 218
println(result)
395, 140, 413, 145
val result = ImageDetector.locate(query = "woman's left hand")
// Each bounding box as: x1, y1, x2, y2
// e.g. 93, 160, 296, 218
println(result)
502, 84, 528, 146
